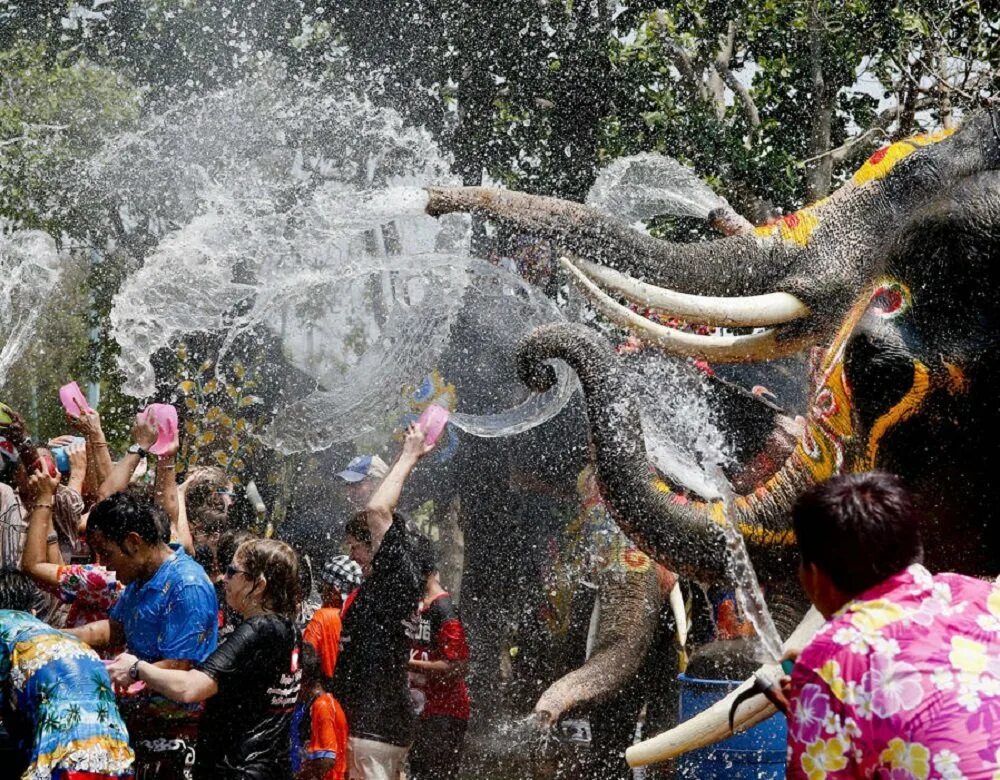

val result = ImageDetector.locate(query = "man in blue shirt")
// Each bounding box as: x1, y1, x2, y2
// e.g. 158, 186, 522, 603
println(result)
70, 490, 218, 780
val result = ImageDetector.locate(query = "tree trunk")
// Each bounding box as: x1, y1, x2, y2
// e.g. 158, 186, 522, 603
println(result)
804, 0, 834, 201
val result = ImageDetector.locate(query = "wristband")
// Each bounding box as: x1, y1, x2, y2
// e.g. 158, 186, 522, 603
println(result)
127, 444, 149, 459
34, 503, 54, 511
46, 532, 59, 545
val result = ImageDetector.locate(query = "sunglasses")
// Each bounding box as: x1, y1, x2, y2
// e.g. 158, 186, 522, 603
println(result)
225, 564, 248, 579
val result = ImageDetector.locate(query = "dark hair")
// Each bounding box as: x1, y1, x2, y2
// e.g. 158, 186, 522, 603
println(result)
791, 471, 923, 596
236, 538, 300, 617
344, 511, 372, 545
87, 490, 165, 546
0, 568, 43, 612
410, 530, 437, 580
217, 529, 256, 570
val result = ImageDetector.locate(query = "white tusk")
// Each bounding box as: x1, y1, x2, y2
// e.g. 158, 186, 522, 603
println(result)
626, 607, 825, 767
570, 256, 810, 327
669, 582, 687, 650
561, 258, 813, 362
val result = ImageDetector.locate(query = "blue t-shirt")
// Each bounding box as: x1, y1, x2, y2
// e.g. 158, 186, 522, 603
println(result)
110, 543, 218, 663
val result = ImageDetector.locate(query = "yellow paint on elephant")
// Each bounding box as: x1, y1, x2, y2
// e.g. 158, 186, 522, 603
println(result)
851, 129, 955, 187
858, 361, 930, 471
750, 129, 953, 250
754, 204, 824, 247
943, 359, 968, 395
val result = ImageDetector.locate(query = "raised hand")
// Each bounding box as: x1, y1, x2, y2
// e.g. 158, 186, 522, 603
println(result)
24, 467, 59, 505
131, 417, 158, 451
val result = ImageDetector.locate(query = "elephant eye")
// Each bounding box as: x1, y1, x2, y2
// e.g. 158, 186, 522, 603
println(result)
870, 280, 911, 318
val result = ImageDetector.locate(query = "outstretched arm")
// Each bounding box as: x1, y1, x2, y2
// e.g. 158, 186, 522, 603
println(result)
364, 424, 434, 552
108, 654, 218, 704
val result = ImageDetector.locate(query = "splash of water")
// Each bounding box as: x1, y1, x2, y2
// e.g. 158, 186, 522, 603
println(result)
710, 467, 785, 664
586, 153, 733, 223
91, 71, 570, 451
0, 225, 62, 387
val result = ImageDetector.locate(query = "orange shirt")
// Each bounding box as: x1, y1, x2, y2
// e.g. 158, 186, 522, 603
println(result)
303, 606, 342, 680
294, 693, 349, 780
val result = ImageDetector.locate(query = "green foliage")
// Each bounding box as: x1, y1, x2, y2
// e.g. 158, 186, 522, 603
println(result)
0, 42, 140, 235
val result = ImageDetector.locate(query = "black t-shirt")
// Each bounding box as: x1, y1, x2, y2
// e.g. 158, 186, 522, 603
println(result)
332, 514, 423, 746
195, 613, 302, 779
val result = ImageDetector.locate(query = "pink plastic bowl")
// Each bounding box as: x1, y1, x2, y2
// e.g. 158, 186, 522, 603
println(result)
416, 404, 449, 448
140, 403, 179, 456
59, 381, 94, 417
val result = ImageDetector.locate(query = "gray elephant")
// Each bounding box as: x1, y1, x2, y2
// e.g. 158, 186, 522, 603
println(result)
424, 111, 1000, 759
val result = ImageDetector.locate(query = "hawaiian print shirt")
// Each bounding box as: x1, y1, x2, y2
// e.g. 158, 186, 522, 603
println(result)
0, 610, 134, 780
787, 564, 1000, 779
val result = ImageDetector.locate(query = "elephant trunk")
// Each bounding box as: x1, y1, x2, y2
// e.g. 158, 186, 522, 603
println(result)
533, 565, 663, 725
518, 322, 804, 583
518, 322, 731, 581
426, 185, 790, 297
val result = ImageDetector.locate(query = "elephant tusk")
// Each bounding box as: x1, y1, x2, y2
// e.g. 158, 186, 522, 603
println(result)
625, 607, 825, 767
561, 258, 814, 362
568, 256, 810, 327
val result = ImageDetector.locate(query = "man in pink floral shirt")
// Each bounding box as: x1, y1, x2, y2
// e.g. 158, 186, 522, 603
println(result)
785, 472, 1000, 779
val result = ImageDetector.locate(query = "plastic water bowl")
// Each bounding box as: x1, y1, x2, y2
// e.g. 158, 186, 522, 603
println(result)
676, 673, 786, 779
416, 404, 449, 448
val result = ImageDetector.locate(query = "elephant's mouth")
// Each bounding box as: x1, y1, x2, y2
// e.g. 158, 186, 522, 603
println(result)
561, 255, 816, 363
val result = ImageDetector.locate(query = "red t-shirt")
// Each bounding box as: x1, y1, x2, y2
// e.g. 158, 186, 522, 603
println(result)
304, 607, 343, 680
407, 592, 470, 720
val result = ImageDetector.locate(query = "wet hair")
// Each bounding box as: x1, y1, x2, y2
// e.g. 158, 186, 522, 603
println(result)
87, 490, 166, 546
0, 568, 44, 612
217, 529, 256, 570
792, 471, 923, 596
344, 511, 372, 545
411, 530, 437, 580
236, 538, 300, 617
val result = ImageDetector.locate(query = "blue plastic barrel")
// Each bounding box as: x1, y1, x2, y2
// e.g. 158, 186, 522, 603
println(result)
675, 673, 786, 779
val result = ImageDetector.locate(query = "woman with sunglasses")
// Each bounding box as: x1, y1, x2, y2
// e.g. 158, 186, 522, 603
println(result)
109, 538, 303, 780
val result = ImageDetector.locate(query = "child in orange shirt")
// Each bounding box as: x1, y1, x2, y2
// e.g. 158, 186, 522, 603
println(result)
291, 644, 350, 780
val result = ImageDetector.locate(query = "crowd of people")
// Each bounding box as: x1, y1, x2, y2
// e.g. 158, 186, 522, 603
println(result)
1, 398, 469, 780
5, 389, 1000, 780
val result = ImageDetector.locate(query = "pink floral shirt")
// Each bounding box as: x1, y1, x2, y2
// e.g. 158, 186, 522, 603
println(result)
787, 564, 1000, 779
55, 563, 123, 628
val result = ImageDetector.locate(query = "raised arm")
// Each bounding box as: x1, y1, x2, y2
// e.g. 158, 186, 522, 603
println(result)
68, 408, 113, 502
153, 438, 193, 554
97, 418, 157, 501
65, 440, 88, 497
364, 424, 434, 552
20, 468, 64, 587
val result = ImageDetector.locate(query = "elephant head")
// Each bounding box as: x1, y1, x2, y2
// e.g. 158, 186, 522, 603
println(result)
425, 109, 1000, 588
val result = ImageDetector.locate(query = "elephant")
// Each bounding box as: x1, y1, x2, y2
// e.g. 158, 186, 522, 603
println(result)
422, 109, 1000, 757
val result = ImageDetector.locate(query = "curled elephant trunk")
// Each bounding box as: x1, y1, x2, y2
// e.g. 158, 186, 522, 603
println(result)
533, 564, 663, 725
520, 322, 777, 582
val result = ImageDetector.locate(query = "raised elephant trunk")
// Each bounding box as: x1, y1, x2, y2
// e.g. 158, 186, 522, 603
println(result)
517, 322, 801, 582
429, 110, 1000, 360
533, 564, 662, 725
